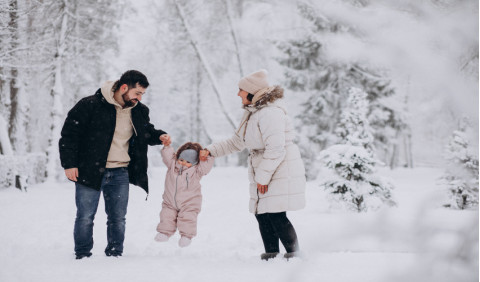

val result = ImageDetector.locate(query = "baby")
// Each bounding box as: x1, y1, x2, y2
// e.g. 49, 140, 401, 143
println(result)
154, 141, 214, 247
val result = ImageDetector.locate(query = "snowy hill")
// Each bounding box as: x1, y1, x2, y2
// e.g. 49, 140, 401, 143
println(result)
0, 166, 477, 282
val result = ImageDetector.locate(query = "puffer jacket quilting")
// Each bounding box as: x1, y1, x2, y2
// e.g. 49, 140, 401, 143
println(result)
206, 87, 306, 214
160, 146, 214, 212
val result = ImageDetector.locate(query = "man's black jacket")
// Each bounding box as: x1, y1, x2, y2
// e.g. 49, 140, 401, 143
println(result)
59, 89, 166, 194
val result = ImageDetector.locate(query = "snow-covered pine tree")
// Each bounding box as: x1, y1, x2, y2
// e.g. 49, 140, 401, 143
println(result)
320, 87, 395, 212
276, 2, 409, 178
442, 118, 479, 209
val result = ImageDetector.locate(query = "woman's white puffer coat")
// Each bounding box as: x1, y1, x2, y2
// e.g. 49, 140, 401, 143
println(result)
206, 87, 306, 214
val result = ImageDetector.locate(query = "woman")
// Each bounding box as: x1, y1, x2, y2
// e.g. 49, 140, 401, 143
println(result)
200, 69, 306, 260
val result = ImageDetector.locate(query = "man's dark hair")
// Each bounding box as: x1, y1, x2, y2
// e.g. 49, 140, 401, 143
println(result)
112, 70, 149, 92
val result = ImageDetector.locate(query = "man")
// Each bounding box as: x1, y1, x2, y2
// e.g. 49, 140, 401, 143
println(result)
59, 70, 171, 259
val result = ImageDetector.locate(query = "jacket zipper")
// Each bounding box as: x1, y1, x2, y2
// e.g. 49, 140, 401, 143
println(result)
186, 173, 189, 189
249, 152, 260, 214
174, 171, 180, 210
255, 190, 260, 214
130, 109, 147, 199
103, 108, 116, 170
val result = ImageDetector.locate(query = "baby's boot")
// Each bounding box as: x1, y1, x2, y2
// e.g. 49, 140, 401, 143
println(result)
154, 232, 169, 242
178, 236, 191, 248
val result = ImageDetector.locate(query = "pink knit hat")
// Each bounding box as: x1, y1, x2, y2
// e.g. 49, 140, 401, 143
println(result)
238, 69, 270, 95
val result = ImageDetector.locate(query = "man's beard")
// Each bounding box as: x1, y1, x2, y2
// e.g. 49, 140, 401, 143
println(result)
122, 94, 138, 108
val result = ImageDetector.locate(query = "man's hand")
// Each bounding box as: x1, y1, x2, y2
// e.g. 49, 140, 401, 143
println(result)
199, 149, 210, 161
160, 134, 171, 146
257, 183, 268, 194
65, 168, 79, 182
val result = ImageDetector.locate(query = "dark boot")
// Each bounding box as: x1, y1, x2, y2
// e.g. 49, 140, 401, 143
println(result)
75, 253, 92, 260
284, 252, 299, 261
105, 252, 122, 258
261, 252, 279, 261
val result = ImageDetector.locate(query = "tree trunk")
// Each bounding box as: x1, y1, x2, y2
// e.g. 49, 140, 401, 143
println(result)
195, 65, 213, 145
0, 115, 13, 155
404, 76, 413, 168
6, 0, 29, 191
8, 0, 29, 154
389, 130, 400, 169
46, 3, 68, 181
225, 0, 244, 77
1, 78, 12, 156
195, 65, 201, 142
173, 0, 237, 130
404, 129, 414, 168
8, 69, 30, 155
0, 67, 5, 131
1, 2, 13, 145
8, 0, 19, 149
224, 0, 249, 167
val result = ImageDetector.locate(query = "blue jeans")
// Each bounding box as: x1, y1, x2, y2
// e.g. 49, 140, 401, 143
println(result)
74, 167, 129, 257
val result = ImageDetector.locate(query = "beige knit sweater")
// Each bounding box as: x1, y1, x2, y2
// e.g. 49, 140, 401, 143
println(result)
101, 81, 137, 168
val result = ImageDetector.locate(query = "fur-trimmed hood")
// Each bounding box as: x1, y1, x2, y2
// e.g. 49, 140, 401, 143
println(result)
244, 85, 285, 111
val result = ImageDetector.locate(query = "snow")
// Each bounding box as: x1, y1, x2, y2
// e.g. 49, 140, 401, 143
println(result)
0, 166, 477, 282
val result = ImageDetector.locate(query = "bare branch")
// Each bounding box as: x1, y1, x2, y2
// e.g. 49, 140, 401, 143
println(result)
172, 0, 237, 129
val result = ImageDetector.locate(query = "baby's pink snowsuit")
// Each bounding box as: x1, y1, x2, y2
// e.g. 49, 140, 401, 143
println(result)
156, 146, 214, 239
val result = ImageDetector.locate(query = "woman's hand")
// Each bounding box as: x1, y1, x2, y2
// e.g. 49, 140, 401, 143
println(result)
257, 183, 268, 194
199, 149, 210, 161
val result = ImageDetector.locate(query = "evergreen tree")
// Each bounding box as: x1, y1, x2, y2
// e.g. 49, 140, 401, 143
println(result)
320, 87, 395, 212
276, 2, 409, 178
442, 118, 479, 210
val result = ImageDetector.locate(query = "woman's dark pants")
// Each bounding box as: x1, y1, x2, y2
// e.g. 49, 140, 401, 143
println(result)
255, 212, 299, 253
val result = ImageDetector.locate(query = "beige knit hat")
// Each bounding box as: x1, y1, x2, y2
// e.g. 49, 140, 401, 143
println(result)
238, 69, 270, 95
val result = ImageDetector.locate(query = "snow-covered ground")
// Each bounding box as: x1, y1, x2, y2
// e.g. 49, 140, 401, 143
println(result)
0, 166, 477, 282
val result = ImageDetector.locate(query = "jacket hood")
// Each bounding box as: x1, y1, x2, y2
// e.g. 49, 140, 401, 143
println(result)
244, 86, 286, 113
254, 86, 284, 107
101, 81, 120, 107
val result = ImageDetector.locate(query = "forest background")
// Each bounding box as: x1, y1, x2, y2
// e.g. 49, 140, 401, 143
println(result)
0, 0, 478, 187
